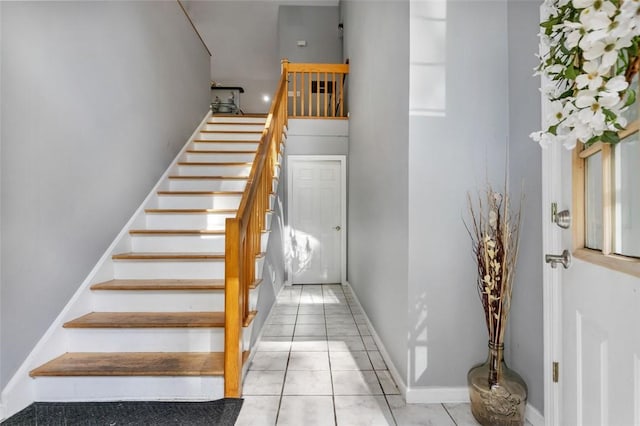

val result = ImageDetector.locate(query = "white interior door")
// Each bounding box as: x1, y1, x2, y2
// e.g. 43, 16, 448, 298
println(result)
542, 116, 640, 426
288, 156, 345, 284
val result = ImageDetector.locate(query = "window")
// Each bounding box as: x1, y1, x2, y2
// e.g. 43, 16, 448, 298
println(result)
573, 74, 640, 277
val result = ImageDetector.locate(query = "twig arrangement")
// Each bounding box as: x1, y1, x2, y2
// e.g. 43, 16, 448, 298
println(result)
466, 186, 523, 353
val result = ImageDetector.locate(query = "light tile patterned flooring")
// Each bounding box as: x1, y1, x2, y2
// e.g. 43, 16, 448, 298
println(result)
235, 284, 484, 426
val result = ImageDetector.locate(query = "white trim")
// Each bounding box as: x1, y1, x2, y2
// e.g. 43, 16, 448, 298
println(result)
344, 282, 408, 397
527, 403, 546, 426
405, 386, 468, 404
346, 281, 545, 425
287, 155, 347, 285
0, 111, 212, 421
538, 7, 562, 424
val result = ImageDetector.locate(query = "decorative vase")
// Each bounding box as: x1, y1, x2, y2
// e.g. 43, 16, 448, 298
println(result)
467, 341, 528, 426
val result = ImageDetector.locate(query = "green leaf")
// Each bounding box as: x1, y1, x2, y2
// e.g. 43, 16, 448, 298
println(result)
600, 131, 620, 145
585, 135, 600, 147
624, 89, 636, 108
557, 88, 574, 99
564, 64, 578, 80
602, 108, 617, 122
548, 124, 558, 136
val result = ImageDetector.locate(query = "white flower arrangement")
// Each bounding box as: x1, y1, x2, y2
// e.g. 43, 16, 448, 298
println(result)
531, 0, 640, 149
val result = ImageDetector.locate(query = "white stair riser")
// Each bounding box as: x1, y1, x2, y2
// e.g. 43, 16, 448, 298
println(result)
157, 195, 241, 210
209, 117, 266, 124
92, 290, 224, 312
177, 164, 252, 177
66, 329, 225, 352
198, 132, 261, 141
203, 123, 265, 132
131, 235, 226, 252
130, 233, 268, 253
169, 179, 247, 192
34, 376, 224, 402
266, 212, 273, 231
190, 142, 260, 151
146, 213, 233, 230
92, 288, 260, 313
113, 260, 225, 280
185, 152, 256, 163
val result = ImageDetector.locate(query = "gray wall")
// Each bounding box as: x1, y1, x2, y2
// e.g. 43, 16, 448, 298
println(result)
507, 0, 544, 413
343, 0, 544, 413
251, 187, 287, 348
408, 0, 509, 388
341, 0, 410, 382
278, 6, 342, 64
0, 1, 210, 389
184, 1, 281, 114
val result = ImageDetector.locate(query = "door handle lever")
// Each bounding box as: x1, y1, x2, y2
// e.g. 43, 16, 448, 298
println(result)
545, 250, 571, 269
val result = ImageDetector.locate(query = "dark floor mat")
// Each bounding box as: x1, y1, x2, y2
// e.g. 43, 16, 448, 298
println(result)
1, 399, 243, 426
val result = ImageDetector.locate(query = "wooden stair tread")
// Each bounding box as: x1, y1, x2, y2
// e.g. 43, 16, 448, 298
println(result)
212, 113, 267, 118
157, 191, 243, 196
64, 312, 225, 328
129, 229, 226, 235
186, 150, 256, 154
112, 252, 225, 260
91, 279, 225, 291
200, 130, 262, 134
168, 175, 248, 180
178, 162, 252, 166
206, 122, 264, 126
29, 352, 227, 377
193, 139, 261, 144
144, 209, 237, 214
91, 278, 263, 291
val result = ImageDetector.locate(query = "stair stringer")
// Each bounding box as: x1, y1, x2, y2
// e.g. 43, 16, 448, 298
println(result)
0, 112, 213, 421
242, 136, 289, 376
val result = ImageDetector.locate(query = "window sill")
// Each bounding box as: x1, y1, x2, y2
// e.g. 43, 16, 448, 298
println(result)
573, 248, 640, 279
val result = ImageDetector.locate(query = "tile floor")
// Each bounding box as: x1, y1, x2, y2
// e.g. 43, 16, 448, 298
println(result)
235, 284, 488, 426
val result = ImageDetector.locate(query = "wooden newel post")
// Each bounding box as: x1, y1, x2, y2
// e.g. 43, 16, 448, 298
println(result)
224, 218, 242, 398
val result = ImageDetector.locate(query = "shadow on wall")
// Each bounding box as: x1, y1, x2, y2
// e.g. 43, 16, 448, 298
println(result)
250, 193, 287, 348
408, 290, 429, 385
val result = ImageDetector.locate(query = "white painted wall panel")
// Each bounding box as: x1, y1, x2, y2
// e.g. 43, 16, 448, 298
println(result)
341, 0, 410, 383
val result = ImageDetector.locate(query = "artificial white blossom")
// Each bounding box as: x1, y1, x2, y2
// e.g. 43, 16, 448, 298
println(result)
575, 61, 606, 89
533, 0, 639, 148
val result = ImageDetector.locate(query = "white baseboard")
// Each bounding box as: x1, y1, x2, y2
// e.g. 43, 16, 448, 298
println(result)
405, 386, 468, 404
0, 111, 212, 421
344, 282, 545, 426
344, 282, 408, 397
526, 403, 545, 426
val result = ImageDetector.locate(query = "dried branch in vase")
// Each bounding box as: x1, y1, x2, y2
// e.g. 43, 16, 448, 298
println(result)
465, 185, 523, 348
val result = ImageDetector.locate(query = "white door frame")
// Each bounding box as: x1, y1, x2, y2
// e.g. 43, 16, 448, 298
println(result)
541, 142, 562, 426
538, 7, 562, 421
286, 155, 347, 285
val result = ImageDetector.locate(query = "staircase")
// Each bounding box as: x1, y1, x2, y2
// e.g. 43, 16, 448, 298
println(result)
27, 114, 275, 402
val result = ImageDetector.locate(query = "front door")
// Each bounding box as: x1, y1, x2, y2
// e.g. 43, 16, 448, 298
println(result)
288, 156, 345, 284
542, 99, 640, 426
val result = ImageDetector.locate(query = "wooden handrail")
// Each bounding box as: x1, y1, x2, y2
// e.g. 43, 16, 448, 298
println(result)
223, 59, 348, 397
287, 63, 350, 73
176, 0, 212, 57
224, 60, 288, 397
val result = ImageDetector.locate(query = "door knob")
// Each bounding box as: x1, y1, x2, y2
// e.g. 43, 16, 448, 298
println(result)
551, 203, 571, 229
334, 226, 341, 231
545, 250, 571, 269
